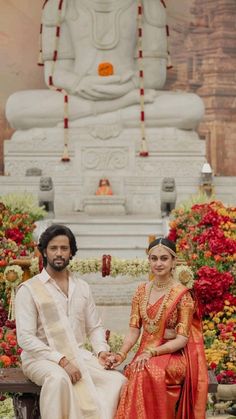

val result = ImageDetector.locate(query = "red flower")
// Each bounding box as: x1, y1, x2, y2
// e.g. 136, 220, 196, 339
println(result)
194, 267, 234, 315
168, 228, 177, 242
210, 362, 217, 370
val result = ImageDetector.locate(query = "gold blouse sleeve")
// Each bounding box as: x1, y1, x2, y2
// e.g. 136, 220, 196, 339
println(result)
175, 292, 195, 337
129, 284, 144, 329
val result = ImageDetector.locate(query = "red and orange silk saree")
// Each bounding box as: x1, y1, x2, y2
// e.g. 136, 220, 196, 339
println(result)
115, 283, 208, 419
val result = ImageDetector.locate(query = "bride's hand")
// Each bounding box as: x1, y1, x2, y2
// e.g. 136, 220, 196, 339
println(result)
132, 352, 151, 372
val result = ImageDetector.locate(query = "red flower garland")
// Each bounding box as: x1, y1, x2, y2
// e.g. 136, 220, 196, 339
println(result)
102, 255, 111, 277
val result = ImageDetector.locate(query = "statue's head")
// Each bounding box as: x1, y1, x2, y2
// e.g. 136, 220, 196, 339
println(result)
162, 177, 175, 192
39, 176, 53, 191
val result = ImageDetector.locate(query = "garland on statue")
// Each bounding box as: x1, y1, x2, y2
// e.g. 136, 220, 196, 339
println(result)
38, 0, 70, 162
38, 0, 172, 162
137, 1, 148, 157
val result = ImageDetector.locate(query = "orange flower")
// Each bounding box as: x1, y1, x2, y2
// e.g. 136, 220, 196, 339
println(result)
0, 355, 11, 367
98, 62, 114, 76
214, 255, 222, 262
204, 251, 212, 258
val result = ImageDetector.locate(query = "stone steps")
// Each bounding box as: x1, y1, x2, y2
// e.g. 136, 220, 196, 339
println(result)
50, 214, 166, 259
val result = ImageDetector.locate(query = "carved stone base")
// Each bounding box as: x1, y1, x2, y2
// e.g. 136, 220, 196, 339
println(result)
3, 125, 207, 216
83, 196, 126, 215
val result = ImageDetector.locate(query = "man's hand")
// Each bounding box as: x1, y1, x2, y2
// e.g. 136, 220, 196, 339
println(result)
98, 351, 115, 369
59, 357, 81, 384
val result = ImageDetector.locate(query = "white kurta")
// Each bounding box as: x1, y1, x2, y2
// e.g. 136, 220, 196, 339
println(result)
15, 269, 126, 419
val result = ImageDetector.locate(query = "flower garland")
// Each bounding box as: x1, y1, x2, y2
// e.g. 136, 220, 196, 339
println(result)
160, 0, 172, 70
69, 257, 150, 278
102, 254, 111, 277
38, 0, 70, 162
137, 1, 148, 157
68, 255, 194, 289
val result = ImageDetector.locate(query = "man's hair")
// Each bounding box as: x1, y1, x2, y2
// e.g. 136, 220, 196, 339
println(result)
38, 224, 78, 266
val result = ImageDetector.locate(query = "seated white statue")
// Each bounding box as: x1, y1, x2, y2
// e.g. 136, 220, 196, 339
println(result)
6, 0, 204, 131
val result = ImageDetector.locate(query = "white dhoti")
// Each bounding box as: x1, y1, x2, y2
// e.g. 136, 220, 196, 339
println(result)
23, 356, 126, 419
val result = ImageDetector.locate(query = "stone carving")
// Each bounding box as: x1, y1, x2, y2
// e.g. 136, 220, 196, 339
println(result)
6, 0, 204, 132
38, 176, 55, 218
89, 124, 122, 140
25, 167, 42, 177
82, 149, 128, 170
160, 177, 177, 217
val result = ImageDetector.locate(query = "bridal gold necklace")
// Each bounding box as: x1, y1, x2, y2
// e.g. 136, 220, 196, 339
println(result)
153, 277, 173, 289
140, 279, 174, 334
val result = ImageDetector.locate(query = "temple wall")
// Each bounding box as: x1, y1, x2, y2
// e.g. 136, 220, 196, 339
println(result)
0, 0, 235, 176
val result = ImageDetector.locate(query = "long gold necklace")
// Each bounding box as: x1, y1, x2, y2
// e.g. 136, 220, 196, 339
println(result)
140, 281, 174, 334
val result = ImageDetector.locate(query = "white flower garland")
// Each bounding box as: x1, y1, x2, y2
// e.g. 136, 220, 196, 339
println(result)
7, 256, 194, 288
69, 257, 150, 278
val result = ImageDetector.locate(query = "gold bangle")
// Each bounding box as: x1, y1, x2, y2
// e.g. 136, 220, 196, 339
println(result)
116, 351, 127, 361
143, 347, 157, 357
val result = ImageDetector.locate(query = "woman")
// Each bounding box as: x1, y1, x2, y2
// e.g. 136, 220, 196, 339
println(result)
113, 237, 208, 419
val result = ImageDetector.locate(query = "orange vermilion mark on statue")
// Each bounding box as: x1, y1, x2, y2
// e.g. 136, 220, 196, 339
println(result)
98, 62, 114, 77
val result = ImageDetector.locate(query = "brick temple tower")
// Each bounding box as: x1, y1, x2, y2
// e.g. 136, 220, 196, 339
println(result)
167, 0, 236, 176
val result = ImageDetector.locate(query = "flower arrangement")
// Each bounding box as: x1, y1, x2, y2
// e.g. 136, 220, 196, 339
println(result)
203, 301, 236, 380
0, 397, 15, 419
0, 203, 37, 272
0, 195, 45, 311
168, 200, 236, 315
0, 192, 46, 221
168, 199, 236, 384
0, 302, 21, 368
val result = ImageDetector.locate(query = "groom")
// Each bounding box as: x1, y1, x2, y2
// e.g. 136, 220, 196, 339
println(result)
15, 224, 126, 419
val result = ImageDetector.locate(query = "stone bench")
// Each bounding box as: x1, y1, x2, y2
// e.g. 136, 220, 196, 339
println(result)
0, 368, 218, 419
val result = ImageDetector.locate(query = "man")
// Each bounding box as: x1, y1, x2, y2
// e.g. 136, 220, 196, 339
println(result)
15, 224, 126, 419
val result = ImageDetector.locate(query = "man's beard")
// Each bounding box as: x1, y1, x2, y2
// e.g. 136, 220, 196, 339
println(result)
48, 258, 70, 272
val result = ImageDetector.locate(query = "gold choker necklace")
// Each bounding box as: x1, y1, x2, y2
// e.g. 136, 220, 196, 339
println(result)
153, 278, 173, 289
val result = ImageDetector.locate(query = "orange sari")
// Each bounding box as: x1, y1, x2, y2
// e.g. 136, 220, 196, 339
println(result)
115, 283, 208, 419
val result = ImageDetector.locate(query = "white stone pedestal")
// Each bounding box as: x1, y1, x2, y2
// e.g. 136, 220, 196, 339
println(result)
3, 125, 206, 216
83, 196, 126, 215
